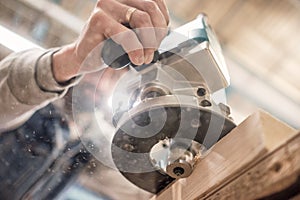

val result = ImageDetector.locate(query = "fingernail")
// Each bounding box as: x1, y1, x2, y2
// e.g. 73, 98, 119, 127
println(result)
145, 53, 154, 64
136, 56, 144, 65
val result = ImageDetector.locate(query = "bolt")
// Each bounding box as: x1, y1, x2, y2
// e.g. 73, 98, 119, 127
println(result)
123, 144, 134, 152
197, 88, 206, 96
191, 118, 201, 128
162, 143, 168, 148
201, 100, 212, 107
173, 167, 185, 177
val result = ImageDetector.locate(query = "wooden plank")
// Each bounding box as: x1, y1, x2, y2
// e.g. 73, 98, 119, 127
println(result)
150, 110, 297, 200
206, 132, 300, 199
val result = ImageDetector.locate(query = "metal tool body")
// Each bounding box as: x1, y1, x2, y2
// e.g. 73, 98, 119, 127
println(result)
104, 14, 236, 193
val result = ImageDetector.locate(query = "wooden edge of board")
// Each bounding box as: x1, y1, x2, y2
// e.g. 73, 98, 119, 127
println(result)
206, 131, 300, 199
150, 110, 297, 200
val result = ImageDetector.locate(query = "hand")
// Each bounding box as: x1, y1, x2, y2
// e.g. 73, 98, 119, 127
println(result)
53, 0, 169, 83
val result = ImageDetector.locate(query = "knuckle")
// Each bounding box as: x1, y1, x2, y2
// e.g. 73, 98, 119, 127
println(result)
135, 11, 151, 27
143, 0, 158, 12
90, 9, 106, 27
96, 0, 107, 8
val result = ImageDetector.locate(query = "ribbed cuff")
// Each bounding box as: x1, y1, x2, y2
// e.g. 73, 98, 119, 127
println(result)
7, 48, 82, 105
36, 48, 81, 93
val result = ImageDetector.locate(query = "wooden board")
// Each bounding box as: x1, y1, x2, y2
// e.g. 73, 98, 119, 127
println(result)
206, 131, 300, 199
150, 110, 297, 200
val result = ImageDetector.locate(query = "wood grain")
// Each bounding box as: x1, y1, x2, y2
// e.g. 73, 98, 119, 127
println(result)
206, 132, 300, 199
151, 110, 297, 200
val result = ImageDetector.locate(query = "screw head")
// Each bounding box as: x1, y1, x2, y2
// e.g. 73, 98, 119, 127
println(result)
173, 167, 185, 177
201, 100, 212, 107
197, 88, 206, 96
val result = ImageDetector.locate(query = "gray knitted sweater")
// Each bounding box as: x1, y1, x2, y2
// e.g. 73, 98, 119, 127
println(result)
0, 48, 79, 131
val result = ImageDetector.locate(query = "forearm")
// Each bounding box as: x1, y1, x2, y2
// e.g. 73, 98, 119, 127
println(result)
52, 43, 82, 83
0, 48, 80, 131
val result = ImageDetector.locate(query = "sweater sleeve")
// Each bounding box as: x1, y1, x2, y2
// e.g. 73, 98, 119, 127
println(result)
0, 48, 81, 131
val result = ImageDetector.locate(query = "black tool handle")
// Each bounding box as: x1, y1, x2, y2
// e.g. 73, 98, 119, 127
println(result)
101, 23, 159, 70
101, 38, 132, 69
102, 38, 160, 70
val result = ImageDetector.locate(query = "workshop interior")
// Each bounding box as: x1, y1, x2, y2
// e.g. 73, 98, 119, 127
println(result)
0, 0, 299, 199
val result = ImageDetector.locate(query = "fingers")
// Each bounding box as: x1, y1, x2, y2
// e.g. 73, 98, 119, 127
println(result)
122, 0, 167, 27
152, 0, 170, 25
88, 8, 145, 65
119, 0, 169, 60
120, 0, 168, 63
129, 10, 157, 64
99, 0, 157, 64
77, 0, 170, 68
96, 0, 128, 24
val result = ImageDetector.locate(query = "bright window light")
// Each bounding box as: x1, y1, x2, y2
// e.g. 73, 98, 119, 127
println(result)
0, 25, 42, 52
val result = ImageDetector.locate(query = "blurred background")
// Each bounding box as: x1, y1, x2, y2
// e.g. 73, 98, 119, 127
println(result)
0, 0, 299, 199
